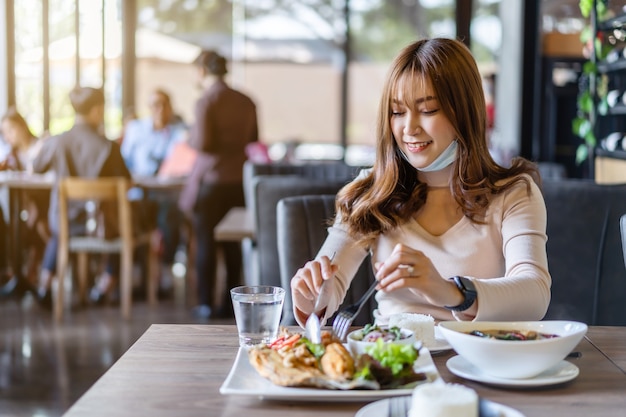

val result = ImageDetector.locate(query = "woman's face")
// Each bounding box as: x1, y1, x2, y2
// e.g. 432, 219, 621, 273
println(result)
149, 92, 172, 130
1, 119, 21, 147
390, 75, 457, 170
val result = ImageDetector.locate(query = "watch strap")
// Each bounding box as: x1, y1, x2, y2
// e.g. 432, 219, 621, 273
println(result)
444, 276, 477, 312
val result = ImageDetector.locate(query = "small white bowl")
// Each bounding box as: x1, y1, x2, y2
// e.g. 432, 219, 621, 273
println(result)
438, 320, 587, 379
347, 327, 416, 356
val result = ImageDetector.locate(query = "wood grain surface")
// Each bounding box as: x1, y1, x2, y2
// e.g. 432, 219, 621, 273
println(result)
63, 324, 626, 417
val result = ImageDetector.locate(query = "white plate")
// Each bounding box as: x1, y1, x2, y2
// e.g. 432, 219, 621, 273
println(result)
355, 396, 525, 417
446, 355, 579, 388
219, 346, 442, 401
426, 327, 452, 353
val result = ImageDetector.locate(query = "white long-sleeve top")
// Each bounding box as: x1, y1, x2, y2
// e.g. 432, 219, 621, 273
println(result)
303, 172, 551, 326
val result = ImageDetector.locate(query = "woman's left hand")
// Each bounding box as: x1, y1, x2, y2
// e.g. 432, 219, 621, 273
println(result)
374, 243, 461, 307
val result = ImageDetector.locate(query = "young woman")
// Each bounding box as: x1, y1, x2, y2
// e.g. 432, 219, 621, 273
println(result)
1, 107, 49, 287
0, 107, 42, 172
290, 38, 551, 327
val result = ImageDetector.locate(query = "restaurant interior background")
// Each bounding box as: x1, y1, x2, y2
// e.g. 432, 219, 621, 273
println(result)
2, 0, 622, 178
2, 1, 626, 416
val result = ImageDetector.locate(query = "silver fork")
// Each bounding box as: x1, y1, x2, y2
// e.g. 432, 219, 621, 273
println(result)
387, 396, 409, 417
332, 278, 378, 341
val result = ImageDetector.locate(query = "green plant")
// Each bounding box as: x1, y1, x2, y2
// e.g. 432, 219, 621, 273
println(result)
572, 0, 611, 164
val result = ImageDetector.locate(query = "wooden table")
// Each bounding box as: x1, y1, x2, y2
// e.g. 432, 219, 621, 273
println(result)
214, 207, 255, 242
214, 207, 257, 285
0, 172, 185, 298
586, 326, 626, 373
63, 324, 626, 417
133, 175, 186, 194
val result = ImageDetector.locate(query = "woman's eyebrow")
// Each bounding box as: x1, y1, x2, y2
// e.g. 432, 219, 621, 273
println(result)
391, 96, 437, 105
416, 95, 437, 104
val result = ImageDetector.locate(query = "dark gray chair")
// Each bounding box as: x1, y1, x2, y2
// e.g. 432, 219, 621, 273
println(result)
245, 162, 369, 289
275, 179, 626, 327
276, 194, 377, 326
619, 214, 626, 266
243, 161, 369, 211
542, 179, 626, 325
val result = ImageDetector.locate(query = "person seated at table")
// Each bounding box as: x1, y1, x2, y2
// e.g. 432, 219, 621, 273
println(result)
115, 106, 137, 146
33, 86, 133, 306
290, 38, 551, 327
121, 88, 187, 296
1, 107, 50, 287
0, 107, 43, 172
0, 205, 10, 287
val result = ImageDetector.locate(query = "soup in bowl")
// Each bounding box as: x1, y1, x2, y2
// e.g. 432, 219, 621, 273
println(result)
438, 320, 587, 379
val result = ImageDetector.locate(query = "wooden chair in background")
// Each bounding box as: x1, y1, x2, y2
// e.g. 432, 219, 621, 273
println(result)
55, 177, 159, 321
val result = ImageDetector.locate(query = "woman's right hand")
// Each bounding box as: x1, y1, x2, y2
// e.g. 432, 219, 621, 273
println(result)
290, 254, 338, 316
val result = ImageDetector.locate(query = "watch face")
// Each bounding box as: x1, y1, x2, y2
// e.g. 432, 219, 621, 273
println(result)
459, 276, 476, 293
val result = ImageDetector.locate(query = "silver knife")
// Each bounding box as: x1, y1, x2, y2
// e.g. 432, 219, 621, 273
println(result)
305, 252, 335, 344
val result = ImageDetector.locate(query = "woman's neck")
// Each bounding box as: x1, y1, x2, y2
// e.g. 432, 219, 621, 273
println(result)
417, 164, 454, 188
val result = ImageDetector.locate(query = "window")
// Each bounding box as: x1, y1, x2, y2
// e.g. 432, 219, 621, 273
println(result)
11, 0, 122, 138
14, 0, 44, 136
3, 0, 505, 159
347, 0, 456, 148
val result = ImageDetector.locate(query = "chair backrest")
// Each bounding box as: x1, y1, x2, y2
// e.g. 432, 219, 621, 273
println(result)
247, 162, 369, 288
276, 180, 626, 327
253, 176, 354, 288
542, 179, 626, 325
277, 194, 376, 326
621, 214, 626, 270
243, 160, 367, 213
58, 177, 131, 245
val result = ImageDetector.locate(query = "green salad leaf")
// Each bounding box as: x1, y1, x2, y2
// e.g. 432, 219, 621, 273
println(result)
299, 337, 325, 358
352, 363, 373, 380
364, 339, 418, 376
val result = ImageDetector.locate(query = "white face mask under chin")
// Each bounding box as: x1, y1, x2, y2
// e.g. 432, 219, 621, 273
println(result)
399, 140, 458, 172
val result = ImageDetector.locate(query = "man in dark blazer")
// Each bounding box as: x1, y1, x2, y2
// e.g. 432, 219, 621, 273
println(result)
179, 50, 258, 319
33, 86, 131, 305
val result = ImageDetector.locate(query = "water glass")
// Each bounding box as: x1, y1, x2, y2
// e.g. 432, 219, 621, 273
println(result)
230, 285, 285, 348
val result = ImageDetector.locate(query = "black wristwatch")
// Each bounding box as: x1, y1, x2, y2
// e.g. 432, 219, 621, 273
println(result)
444, 276, 477, 312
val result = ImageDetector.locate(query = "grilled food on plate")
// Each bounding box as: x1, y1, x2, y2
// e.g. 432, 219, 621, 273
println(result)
247, 327, 430, 390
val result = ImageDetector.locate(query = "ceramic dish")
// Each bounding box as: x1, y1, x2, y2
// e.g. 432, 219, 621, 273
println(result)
219, 345, 442, 401
347, 327, 416, 356
438, 320, 587, 379
446, 355, 579, 388
355, 395, 525, 417
427, 327, 452, 353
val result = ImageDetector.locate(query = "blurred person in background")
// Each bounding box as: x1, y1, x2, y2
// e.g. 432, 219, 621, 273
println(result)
0, 107, 43, 172
0, 205, 9, 290
33, 86, 132, 306
115, 106, 137, 146
121, 88, 187, 297
0, 125, 10, 288
179, 50, 258, 319
0, 107, 49, 288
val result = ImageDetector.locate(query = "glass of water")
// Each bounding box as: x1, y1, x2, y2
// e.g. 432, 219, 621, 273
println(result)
230, 285, 285, 348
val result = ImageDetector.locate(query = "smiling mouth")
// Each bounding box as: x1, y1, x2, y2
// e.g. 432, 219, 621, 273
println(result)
405, 141, 432, 152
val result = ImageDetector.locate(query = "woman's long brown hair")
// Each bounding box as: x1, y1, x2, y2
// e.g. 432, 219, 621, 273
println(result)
336, 38, 539, 245
1, 106, 36, 143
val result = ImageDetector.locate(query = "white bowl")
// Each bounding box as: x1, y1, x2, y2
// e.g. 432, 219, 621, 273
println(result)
438, 320, 587, 379
347, 327, 416, 356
